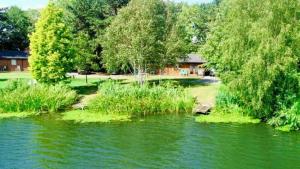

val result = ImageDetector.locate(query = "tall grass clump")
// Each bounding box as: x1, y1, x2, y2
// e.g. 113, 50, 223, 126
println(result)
88, 81, 195, 117
196, 85, 260, 124
0, 80, 77, 113
268, 101, 300, 131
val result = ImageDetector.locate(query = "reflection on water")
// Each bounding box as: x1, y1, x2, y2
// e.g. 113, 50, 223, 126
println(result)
0, 115, 299, 169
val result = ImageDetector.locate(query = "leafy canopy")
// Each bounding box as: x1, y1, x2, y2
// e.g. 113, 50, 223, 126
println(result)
57, 0, 130, 72
103, 0, 188, 74
0, 6, 32, 50
201, 0, 300, 118
29, 3, 75, 83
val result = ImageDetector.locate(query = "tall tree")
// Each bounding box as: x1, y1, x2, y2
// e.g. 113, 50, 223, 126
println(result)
29, 3, 75, 83
201, 0, 300, 119
0, 6, 31, 50
25, 9, 40, 33
106, 0, 130, 15
0, 7, 11, 50
175, 3, 216, 53
103, 0, 187, 76
57, 0, 130, 75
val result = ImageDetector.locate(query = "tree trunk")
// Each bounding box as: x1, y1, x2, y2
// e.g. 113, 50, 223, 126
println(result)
85, 73, 88, 84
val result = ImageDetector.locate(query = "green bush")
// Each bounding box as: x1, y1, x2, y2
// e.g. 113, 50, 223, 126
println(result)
268, 101, 300, 131
0, 80, 77, 113
201, 0, 300, 130
88, 81, 195, 117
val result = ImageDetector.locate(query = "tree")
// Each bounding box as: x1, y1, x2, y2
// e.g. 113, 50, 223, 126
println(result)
0, 6, 31, 50
0, 8, 11, 50
106, 0, 130, 15
25, 9, 40, 33
201, 0, 300, 119
103, 0, 187, 78
163, 1, 189, 67
29, 4, 75, 84
175, 3, 216, 53
57, 0, 130, 76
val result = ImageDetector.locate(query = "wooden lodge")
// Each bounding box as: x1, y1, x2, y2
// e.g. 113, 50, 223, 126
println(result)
160, 54, 206, 76
0, 51, 29, 71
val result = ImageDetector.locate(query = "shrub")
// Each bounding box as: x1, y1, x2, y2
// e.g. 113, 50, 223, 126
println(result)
88, 81, 195, 117
0, 80, 77, 113
201, 0, 300, 130
268, 101, 300, 131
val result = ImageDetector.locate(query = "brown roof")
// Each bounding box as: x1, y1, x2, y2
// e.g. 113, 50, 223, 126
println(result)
179, 54, 206, 64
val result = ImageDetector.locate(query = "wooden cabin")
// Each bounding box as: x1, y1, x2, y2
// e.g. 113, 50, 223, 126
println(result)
160, 54, 206, 76
0, 51, 29, 71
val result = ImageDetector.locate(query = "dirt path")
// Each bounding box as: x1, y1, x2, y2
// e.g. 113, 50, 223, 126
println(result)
72, 93, 97, 110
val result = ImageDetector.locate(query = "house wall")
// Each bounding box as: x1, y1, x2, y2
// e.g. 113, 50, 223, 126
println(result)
0, 58, 29, 71
160, 63, 203, 76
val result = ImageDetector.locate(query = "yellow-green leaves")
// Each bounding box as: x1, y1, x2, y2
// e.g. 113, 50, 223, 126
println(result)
29, 3, 75, 84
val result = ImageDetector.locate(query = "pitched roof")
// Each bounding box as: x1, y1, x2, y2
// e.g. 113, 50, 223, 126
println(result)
0, 51, 28, 59
179, 53, 206, 64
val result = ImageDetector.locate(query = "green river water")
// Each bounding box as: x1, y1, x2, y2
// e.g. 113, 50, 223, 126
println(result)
0, 115, 299, 169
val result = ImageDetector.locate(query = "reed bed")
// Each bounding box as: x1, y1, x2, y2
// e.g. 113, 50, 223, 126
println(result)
88, 81, 195, 117
0, 80, 77, 113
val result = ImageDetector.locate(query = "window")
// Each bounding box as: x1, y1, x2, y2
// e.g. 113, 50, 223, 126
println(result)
11, 59, 17, 66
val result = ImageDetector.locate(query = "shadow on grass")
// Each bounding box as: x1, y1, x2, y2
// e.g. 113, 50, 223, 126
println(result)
71, 79, 124, 95
72, 85, 98, 95
148, 78, 211, 88
0, 79, 8, 82
71, 77, 215, 95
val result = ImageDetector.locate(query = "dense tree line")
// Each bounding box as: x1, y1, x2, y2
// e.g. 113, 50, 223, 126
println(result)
29, 0, 216, 82
201, 0, 300, 130
0, 7, 39, 51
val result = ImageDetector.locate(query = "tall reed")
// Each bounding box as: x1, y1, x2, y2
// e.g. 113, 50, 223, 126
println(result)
88, 81, 195, 117
0, 80, 77, 113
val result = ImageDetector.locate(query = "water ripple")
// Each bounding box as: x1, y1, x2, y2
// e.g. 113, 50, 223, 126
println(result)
0, 116, 299, 169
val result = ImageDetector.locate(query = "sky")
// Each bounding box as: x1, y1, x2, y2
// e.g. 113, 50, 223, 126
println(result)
0, 0, 213, 10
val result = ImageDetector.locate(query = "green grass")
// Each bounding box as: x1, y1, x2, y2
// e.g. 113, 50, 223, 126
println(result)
89, 81, 195, 116
0, 80, 77, 113
1, 72, 222, 123
0, 112, 38, 119
188, 84, 219, 105
61, 80, 196, 123
0, 72, 32, 88
196, 112, 260, 124
62, 110, 131, 123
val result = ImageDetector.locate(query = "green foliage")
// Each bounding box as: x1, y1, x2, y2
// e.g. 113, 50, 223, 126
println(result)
102, 0, 165, 73
62, 110, 131, 123
175, 4, 216, 53
29, 3, 76, 83
25, 9, 40, 33
196, 111, 260, 124
58, 0, 130, 72
0, 6, 32, 50
201, 0, 300, 123
103, 0, 184, 74
0, 80, 77, 113
268, 101, 300, 131
88, 81, 195, 117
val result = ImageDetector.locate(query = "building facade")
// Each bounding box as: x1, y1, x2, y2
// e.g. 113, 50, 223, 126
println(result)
160, 54, 206, 76
0, 51, 29, 71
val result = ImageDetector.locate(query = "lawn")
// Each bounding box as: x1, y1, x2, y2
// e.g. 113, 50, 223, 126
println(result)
0, 72, 220, 102
0, 72, 221, 122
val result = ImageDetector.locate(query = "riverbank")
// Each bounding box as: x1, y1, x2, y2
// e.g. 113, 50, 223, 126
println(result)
0, 72, 270, 127
0, 72, 217, 122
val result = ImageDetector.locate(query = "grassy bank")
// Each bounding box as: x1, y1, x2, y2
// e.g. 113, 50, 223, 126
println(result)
62, 110, 131, 123
0, 80, 77, 118
62, 81, 195, 123
196, 111, 260, 124
1, 72, 220, 123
